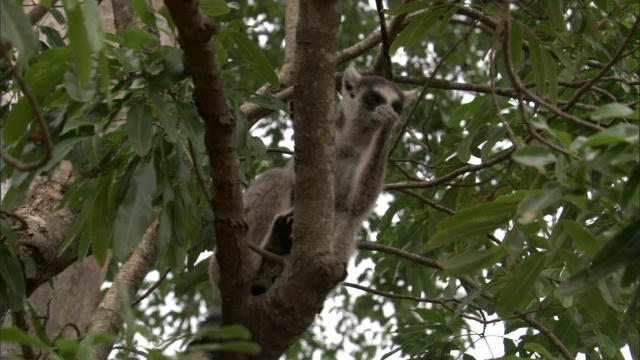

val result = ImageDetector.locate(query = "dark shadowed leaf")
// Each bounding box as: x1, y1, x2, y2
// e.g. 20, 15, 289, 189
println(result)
495, 252, 546, 316
113, 160, 157, 260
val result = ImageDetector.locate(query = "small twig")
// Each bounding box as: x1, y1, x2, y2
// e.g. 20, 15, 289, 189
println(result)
391, 161, 422, 182
187, 140, 211, 203
131, 269, 172, 306
0, 55, 54, 171
266, 147, 294, 155
53, 322, 83, 341
248, 243, 285, 266
396, 188, 456, 215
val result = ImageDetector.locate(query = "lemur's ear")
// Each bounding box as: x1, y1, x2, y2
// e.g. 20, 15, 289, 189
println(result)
342, 65, 362, 94
403, 89, 420, 101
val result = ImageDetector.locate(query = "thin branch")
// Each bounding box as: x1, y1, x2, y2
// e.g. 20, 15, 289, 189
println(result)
395, 188, 456, 215
248, 243, 285, 266
131, 269, 172, 306
385, 148, 514, 190
187, 139, 211, 203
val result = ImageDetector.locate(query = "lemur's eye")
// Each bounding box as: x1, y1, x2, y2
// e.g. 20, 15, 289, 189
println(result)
364, 92, 382, 106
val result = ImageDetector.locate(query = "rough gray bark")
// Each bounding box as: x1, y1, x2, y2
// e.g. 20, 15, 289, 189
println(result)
86, 221, 159, 360
0, 180, 104, 358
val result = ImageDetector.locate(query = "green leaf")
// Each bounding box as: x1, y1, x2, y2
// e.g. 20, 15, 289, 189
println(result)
546, 0, 565, 31
149, 91, 178, 143
64, 62, 97, 102
2, 63, 67, 145
88, 175, 112, 266
512, 145, 557, 167
589, 103, 634, 120
41, 26, 66, 48
0, 242, 26, 310
442, 247, 506, 276
384, 1, 432, 16
0, 327, 48, 349
83, 0, 104, 52
542, 46, 558, 105
227, 31, 279, 90
425, 201, 517, 250
509, 21, 524, 67
200, 0, 231, 16
190, 340, 261, 355
495, 252, 546, 316
113, 160, 157, 260
581, 123, 639, 148
244, 95, 290, 113
447, 96, 489, 127
528, 34, 547, 95
390, 8, 446, 54
127, 98, 155, 157
64, 3, 93, 85
123, 28, 160, 51
560, 220, 604, 258
457, 131, 476, 163
524, 342, 552, 357
175, 101, 205, 152
0, 0, 37, 67
518, 182, 561, 224
132, 0, 157, 28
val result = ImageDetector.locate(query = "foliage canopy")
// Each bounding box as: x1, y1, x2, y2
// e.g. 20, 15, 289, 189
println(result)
1, 0, 639, 359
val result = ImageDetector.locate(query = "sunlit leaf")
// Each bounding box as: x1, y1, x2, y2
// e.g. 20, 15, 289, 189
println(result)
512, 145, 557, 167
589, 103, 634, 120
200, 0, 231, 16
227, 31, 279, 90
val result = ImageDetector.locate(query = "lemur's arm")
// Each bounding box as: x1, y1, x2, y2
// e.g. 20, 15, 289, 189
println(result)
346, 105, 397, 216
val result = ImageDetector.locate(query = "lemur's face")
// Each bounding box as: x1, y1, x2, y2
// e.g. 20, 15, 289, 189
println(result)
340, 66, 407, 124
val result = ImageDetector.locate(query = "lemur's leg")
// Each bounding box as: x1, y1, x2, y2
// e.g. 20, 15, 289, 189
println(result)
251, 209, 294, 295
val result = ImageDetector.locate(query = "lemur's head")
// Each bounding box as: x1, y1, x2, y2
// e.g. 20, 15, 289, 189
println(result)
339, 65, 416, 125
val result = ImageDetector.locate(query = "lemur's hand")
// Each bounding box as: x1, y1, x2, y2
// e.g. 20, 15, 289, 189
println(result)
372, 105, 398, 129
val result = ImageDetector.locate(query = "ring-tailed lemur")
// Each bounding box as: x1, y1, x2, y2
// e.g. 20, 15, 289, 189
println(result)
196, 65, 413, 358
249, 65, 415, 294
